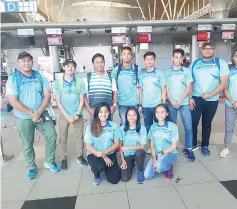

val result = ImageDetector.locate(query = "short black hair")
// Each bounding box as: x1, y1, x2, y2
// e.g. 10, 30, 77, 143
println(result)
92, 53, 105, 63
121, 46, 132, 53
233, 48, 237, 56
173, 48, 185, 57
143, 51, 156, 59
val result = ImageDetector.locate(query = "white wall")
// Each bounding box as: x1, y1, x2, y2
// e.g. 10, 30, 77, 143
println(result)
136, 44, 173, 70
5, 48, 46, 69
73, 46, 113, 72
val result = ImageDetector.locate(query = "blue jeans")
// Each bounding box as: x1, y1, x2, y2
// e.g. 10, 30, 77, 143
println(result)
119, 105, 138, 125
142, 107, 156, 133
144, 153, 178, 180
167, 102, 193, 149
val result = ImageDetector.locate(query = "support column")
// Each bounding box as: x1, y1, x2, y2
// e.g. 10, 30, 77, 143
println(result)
192, 35, 198, 62
49, 46, 60, 72
211, 0, 231, 19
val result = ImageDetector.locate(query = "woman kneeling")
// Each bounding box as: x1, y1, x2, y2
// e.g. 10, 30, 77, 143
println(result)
144, 104, 179, 180
120, 107, 147, 184
85, 102, 120, 185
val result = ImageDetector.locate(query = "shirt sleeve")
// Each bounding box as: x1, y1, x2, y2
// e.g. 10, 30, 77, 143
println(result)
119, 126, 125, 141
83, 77, 88, 94
113, 123, 120, 139
148, 126, 154, 141
80, 79, 86, 96
41, 75, 50, 91
171, 123, 179, 142
53, 79, 59, 96
185, 68, 193, 85
138, 71, 143, 87
140, 125, 147, 145
84, 125, 93, 144
159, 72, 166, 87
112, 66, 118, 81
111, 75, 117, 91
6, 75, 18, 96
219, 59, 229, 76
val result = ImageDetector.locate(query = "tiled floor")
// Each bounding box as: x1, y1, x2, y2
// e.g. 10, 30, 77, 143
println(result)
1, 103, 237, 209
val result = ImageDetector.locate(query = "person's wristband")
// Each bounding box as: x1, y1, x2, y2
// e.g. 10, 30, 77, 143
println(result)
102, 155, 107, 159
76, 114, 81, 117
139, 104, 142, 107
232, 101, 236, 106
160, 151, 165, 156
113, 103, 117, 106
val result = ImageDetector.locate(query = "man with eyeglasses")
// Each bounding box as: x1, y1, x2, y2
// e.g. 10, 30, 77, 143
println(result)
190, 40, 229, 157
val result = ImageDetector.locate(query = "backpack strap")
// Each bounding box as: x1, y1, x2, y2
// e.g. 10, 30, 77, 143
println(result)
134, 64, 139, 85
87, 72, 92, 91
34, 70, 44, 91
107, 71, 112, 83
214, 57, 220, 71
116, 64, 122, 81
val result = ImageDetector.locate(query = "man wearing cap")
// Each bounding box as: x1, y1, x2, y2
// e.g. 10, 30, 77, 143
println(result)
6, 52, 60, 179
54, 59, 88, 170
190, 40, 229, 156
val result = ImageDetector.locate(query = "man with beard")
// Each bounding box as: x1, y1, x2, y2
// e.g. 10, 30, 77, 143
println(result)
190, 40, 229, 156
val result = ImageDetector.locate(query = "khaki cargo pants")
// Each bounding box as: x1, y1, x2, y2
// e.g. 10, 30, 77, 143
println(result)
58, 113, 85, 160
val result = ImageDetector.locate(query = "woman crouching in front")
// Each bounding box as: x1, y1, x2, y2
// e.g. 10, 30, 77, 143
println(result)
84, 102, 121, 185
144, 104, 179, 180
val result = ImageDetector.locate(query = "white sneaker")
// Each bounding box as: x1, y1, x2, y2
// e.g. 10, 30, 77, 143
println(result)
219, 148, 230, 158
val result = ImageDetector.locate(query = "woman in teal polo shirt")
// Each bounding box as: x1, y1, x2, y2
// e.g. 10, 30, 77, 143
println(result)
84, 102, 120, 185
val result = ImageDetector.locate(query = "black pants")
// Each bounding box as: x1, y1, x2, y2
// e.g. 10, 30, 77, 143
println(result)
191, 96, 218, 147
121, 150, 146, 182
87, 152, 120, 184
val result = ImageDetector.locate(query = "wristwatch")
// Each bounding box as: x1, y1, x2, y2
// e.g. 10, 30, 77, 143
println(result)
76, 114, 81, 117
160, 151, 165, 156
102, 155, 107, 159
232, 101, 236, 106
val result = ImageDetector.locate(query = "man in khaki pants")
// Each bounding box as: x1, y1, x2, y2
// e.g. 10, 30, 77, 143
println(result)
54, 59, 88, 170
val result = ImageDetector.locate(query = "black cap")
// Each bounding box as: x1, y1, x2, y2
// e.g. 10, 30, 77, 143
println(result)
202, 40, 215, 48
17, 52, 33, 60
63, 59, 77, 67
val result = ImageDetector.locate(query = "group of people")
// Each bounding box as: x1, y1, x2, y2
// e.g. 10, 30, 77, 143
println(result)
5, 40, 237, 186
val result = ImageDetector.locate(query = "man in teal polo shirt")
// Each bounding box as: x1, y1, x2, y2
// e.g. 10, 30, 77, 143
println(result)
6, 52, 60, 180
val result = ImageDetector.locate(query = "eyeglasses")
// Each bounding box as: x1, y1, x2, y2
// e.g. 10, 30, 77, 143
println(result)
202, 48, 215, 51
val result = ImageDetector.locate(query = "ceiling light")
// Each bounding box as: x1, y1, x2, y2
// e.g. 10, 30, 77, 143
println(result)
71, 1, 139, 9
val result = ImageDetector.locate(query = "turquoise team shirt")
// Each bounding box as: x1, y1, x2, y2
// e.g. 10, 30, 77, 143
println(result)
84, 121, 120, 156
120, 125, 147, 157
191, 58, 229, 101
225, 66, 237, 107
148, 121, 179, 155
139, 68, 166, 107
6, 71, 50, 119
165, 67, 193, 105
112, 65, 140, 106
54, 76, 85, 116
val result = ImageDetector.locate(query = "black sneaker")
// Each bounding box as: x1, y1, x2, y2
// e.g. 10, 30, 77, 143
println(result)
60, 159, 68, 170
77, 156, 88, 166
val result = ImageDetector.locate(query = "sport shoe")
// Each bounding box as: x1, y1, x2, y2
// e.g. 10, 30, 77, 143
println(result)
201, 146, 210, 157
137, 171, 145, 184
192, 146, 198, 151
60, 159, 68, 170
77, 156, 88, 166
165, 165, 174, 179
183, 148, 195, 162
44, 162, 60, 173
219, 148, 230, 158
93, 175, 101, 186
27, 168, 37, 180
